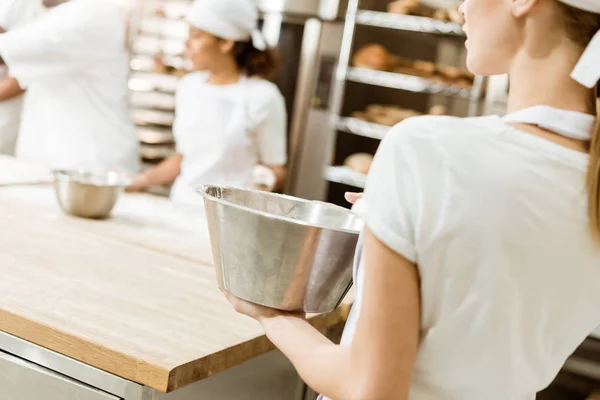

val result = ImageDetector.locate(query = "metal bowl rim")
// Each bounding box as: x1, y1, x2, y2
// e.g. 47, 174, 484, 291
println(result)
53, 169, 133, 188
195, 184, 362, 235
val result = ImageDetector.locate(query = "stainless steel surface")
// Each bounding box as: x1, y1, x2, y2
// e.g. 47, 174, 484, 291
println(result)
346, 67, 473, 98
325, 166, 367, 188
329, 0, 359, 136
141, 351, 305, 400
335, 116, 389, 140
53, 170, 132, 219
0, 331, 144, 399
563, 357, 600, 381
285, 18, 323, 195
198, 185, 361, 313
0, 350, 120, 400
355, 10, 464, 35
255, 0, 346, 20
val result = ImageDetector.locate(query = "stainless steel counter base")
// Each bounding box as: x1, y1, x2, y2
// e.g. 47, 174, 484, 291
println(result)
0, 330, 308, 400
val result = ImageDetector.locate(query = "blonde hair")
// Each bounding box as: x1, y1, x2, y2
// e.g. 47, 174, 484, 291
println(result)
557, 2, 600, 241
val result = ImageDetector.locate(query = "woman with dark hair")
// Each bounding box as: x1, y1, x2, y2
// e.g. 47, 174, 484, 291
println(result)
129, 0, 287, 206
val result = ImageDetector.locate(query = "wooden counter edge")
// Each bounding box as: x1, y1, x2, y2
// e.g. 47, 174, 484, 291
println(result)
0, 308, 172, 391
166, 302, 353, 392
0, 303, 353, 393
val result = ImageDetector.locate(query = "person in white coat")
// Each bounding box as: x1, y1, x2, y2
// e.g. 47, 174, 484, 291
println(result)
128, 0, 287, 206
0, 0, 139, 172
224, 0, 600, 399
0, 0, 39, 155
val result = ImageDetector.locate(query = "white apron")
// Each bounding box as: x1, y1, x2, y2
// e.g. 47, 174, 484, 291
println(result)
0, 65, 22, 155
319, 104, 597, 400
171, 75, 255, 206
0, 0, 42, 155
0, 0, 139, 172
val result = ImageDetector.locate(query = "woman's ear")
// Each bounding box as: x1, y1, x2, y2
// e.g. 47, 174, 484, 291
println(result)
219, 39, 235, 54
509, 0, 538, 17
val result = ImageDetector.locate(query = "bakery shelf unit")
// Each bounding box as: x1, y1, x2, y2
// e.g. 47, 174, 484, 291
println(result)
128, 0, 190, 173
354, 10, 465, 35
325, 0, 486, 193
325, 165, 369, 189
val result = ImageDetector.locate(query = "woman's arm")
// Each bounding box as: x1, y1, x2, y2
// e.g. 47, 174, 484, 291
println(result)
0, 76, 24, 101
226, 227, 421, 400
254, 86, 288, 191
127, 152, 183, 192
265, 164, 287, 191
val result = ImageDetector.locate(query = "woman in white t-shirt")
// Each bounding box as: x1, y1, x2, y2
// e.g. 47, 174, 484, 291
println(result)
129, 0, 287, 206
224, 0, 600, 399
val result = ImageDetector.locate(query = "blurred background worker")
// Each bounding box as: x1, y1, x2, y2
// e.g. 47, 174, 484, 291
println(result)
0, 0, 139, 172
128, 0, 288, 205
0, 0, 39, 156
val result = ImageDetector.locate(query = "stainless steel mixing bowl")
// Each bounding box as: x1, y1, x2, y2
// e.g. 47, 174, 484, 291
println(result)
197, 185, 363, 313
53, 169, 132, 219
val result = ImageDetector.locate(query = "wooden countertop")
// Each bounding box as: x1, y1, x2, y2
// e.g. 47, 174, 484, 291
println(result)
0, 161, 352, 393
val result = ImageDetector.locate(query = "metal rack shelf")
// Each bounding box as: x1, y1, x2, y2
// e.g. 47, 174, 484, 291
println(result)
346, 67, 473, 98
355, 10, 464, 36
130, 91, 176, 112
138, 17, 188, 41
335, 117, 390, 140
129, 71, 179, 93
131, 108, 175, 127
136, 126, 174, 145
325, 166, 367, 189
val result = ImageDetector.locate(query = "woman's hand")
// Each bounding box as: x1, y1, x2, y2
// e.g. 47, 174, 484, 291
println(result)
222, 290, 304, 322
126, 174, 151, 193
345, 192, 363, 205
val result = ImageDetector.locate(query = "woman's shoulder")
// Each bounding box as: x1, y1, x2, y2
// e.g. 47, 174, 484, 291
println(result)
383, 114, 505, 151
389, 114, 504, 138
245, 77, 283, 100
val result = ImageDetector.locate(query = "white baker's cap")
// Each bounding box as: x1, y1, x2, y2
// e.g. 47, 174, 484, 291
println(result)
558, 0, 600, 89
186, 0, 267, 51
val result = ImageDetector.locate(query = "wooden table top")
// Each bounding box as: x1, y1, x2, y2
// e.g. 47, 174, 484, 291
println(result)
0, 161, 352, 393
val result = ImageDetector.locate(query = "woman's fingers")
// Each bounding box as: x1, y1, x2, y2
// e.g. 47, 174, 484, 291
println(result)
345, 192, 364, 205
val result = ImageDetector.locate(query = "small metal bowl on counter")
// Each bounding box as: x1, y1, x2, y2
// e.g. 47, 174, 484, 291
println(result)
53, 169, 132, 219
197, 185, 363, 314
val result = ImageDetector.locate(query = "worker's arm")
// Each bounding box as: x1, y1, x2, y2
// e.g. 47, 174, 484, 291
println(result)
127, 153, 183, 192
0, 76, 23, 101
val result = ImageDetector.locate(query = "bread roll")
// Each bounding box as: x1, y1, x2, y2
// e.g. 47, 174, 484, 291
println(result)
366, 104, 388, 116
154, 8, 167, 17
351, 111, 368, 120
394, 66, 433, 78
433, 9, 449, 21
389, 55, 413, 69
448, 8, 465, 25
387, 0, 420, 15
428, 105, 447, 115
438, 65, 462, 80
352, 44, 391, 71
413, 60, 437, 75
344, 153, 374, 175
460, 69, 475, 81
454, 78, 473, 88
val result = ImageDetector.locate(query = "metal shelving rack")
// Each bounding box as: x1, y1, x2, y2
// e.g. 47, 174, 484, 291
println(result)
326, 0, 486, 190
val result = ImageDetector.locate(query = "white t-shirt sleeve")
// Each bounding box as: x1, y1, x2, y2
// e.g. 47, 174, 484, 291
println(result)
363, 118, 444, 263
253, 83, 287, 166
0, 0, 39, 31
0, 0, 123, 87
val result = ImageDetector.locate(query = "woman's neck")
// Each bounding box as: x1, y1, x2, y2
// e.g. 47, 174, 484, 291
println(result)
507, 36, 595, 115
207, 60, 242, 85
